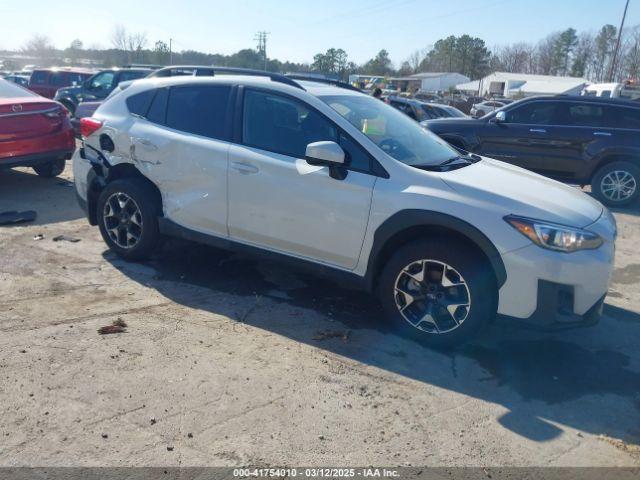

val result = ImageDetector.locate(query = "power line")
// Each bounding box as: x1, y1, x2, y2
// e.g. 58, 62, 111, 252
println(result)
609, 0, 631, 82
254, 31, 270, 70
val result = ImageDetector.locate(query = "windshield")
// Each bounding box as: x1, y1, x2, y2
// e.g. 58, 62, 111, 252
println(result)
320, 94, 460, 167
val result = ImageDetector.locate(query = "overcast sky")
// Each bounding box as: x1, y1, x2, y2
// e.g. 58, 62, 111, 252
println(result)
1, 0, 638, 65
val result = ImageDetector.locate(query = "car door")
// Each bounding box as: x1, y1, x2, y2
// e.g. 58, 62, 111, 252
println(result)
84, 71, 116, 101
476, 100, 563, 174
127, 84, 233, 237
540, 101, 610, 180
227, 88, 376, 270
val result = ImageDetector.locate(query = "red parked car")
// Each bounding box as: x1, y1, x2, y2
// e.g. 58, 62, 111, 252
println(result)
28, 67, 94, 99
0, 79, 75, 177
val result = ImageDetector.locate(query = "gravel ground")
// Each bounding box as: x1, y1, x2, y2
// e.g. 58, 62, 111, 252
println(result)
0, 164, 639, 467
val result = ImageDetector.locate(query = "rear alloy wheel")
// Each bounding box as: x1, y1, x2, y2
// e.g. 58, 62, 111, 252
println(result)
378, 239, 496, 347
102, 192, 144, 250
33, 159, 65, 178
96, 178, 160, 260
592, 161, 640, 207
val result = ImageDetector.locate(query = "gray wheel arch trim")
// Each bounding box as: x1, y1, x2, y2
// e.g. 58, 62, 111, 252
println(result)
364, 209, 507, 291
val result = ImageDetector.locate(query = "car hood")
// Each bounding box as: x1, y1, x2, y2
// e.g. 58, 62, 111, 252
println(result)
441, 157, 603, 228
423, 117, 484, 131
55, 85, 82, 97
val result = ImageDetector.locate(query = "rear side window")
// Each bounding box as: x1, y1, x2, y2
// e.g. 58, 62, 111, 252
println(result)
146, 88, 169, 124
30, 71, 48, 85
50, 72, 67, 86
126, 89, 156, 116
566, 104, 605, 127
608, 106, 640, 129
243, 89, 337, 158
119, 70, 148, 82
166, 85, 231, 139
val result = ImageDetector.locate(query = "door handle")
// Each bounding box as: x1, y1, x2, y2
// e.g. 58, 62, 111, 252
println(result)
529, 128, 547, 133
231, 162, 259, 174
594, 131, 612, 137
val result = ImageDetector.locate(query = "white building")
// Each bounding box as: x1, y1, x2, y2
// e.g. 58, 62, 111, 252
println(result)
387, 72, 470, 92
456, 72, 590, 98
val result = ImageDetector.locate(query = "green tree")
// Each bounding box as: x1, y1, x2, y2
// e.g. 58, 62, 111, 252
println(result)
360, 49, 393, 75
593, 24, 617, 81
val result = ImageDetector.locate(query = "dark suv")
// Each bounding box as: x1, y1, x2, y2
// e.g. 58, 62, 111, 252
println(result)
424, 95, 640, 207
28, 68, 94, 99
54, 68, 153, 115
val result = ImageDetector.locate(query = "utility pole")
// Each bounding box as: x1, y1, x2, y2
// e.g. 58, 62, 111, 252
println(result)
254, 31, 270, 70
169, 38, 173, 65
609, 0, 630, 82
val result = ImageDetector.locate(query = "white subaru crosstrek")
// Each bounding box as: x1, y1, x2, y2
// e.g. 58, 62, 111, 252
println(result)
73, 69, 616, 347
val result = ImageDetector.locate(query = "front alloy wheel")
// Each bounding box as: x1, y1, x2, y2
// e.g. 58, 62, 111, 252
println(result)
394, 260, 471, 334
378, 238, 496, 347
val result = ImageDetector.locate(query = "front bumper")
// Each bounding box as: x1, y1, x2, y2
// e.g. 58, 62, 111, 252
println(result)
497, 211, 615, 330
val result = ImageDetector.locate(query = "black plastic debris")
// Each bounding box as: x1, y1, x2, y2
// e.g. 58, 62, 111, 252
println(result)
0, 210, 37, 226
52, 235, 81, 243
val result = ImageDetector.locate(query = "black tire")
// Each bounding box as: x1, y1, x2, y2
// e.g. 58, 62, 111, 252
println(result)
33, 159, 66, 178
591, 161, 640, 207
377, 238, 497, 348
96, 178, 161, 261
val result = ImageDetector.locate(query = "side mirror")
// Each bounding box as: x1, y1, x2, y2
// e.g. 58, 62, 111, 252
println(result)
305, 141, 348, 180
495, 111, 506, 123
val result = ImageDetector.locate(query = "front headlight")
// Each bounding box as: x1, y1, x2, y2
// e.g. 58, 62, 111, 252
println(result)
504, 215, 603, 253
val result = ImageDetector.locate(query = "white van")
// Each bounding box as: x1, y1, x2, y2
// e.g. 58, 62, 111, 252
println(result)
582, 82, 640, 100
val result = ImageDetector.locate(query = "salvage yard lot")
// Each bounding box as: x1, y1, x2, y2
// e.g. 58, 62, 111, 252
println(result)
0, 164, 639, 466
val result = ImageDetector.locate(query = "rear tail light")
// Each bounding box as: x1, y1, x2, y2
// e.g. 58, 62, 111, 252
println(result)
80, 117, 103, 138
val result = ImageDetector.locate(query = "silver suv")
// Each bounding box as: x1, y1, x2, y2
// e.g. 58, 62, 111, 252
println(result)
73, 68, 616, 346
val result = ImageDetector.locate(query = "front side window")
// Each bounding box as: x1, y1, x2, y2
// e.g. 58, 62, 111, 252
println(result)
506, 102, 558, 125
166, 85, 231, 139
243, 90, 337, 158
89, 72, 115, 91
321, 94, 459, 167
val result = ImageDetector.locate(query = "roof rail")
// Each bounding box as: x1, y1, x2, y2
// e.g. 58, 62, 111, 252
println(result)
213, 67, 304, 90
147, 65, 304, 90
285, 74, 362, 92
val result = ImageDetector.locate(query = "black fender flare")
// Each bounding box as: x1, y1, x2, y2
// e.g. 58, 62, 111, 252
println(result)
363, 209, 507, 291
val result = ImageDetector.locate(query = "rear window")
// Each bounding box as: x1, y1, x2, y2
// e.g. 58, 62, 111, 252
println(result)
126, 89, 156, 116
0, 79, 37, 98
30, 71, 48, 85
166, 85, 231, 139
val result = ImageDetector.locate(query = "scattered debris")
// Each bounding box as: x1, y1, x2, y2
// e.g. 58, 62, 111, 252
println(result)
52, 235, 81, 243
187, 433, 193, 438
33, 234, 45, 241
598, 434, 640, 457
313, 330, 350, 342
113, 318, 127, 328
19, 349, 27, 354
0, 210, 36, 226
150, 418, 157, 425
98, 318, 128, 335
101, 433, 109, 439
166, 446, 174, 451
